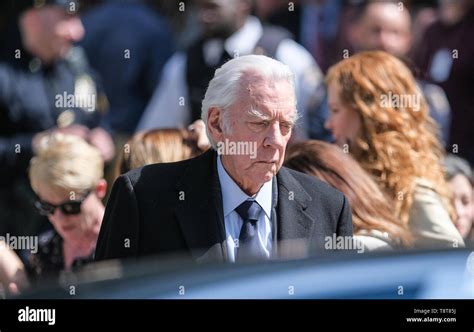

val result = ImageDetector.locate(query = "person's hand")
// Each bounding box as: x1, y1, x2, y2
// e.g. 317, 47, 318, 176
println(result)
0, 243, 29, 296
188, 120, 211, 151
88, 127, 115, 162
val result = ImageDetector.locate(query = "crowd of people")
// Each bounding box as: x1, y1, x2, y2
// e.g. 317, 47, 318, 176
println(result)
1, 0, 473, 297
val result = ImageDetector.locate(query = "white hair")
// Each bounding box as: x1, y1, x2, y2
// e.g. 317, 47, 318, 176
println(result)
201, 54, 296, 149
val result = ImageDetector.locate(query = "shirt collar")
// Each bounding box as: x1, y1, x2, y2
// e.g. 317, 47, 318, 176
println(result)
217, 155, 273, 219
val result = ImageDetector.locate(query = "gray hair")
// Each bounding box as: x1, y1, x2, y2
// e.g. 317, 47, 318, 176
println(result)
201, 54, 296, 149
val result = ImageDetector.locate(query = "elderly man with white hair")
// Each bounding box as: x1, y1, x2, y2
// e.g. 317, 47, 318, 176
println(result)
96, 55, 352, 263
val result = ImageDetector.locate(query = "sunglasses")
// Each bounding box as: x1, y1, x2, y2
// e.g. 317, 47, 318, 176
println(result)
34, 190, 91, 216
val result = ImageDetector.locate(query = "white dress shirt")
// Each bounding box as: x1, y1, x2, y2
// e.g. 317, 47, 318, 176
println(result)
136, 16, 323, 137
217, 156, 273, 262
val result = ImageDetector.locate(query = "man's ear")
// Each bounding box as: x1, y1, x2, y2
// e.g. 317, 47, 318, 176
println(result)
95, 179, 108, 200
207, 107, 224, 142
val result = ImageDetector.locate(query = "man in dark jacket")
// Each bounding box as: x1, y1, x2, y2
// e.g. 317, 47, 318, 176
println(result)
96, 55, 352, 263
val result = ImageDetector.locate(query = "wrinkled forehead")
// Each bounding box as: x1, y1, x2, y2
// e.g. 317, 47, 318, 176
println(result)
237, 72, 295, 106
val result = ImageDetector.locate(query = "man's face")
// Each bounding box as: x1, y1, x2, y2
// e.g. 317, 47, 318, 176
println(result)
20, 6, 84, 63
325, 81, 362, 148
352, 2, 412, 57
196, 0, 244, 38
211, 75, 296, 195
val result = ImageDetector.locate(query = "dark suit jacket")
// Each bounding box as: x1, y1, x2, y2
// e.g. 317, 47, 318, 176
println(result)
95, 150, 352, 262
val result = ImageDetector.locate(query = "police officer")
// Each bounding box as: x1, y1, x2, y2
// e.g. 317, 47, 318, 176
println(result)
0, 0, 112, 238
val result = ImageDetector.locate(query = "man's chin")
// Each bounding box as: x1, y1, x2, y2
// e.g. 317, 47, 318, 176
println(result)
262, 173, 274, 183
258, 168, 278, 183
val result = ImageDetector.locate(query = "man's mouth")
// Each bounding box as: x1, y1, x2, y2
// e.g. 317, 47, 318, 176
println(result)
256, 160, 277, 164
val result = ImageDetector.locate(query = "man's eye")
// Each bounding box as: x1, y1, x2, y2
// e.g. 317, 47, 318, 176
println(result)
280, 123, 293, 134
250, 121, 269, 128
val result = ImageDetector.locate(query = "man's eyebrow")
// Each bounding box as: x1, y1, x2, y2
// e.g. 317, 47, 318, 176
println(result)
247, 107, 299, 125
247, 108, 272, 121
285, 112, 300, 126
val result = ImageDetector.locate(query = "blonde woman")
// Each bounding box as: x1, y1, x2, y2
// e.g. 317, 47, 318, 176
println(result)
28, 134, 106, 278
324, 51, 464, 249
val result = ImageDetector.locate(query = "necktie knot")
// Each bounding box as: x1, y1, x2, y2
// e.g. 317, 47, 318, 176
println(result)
235, 200, 262, 223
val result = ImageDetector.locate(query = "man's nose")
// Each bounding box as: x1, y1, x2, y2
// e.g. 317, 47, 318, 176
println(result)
264, 122, 285, 149
377, 31, 393, 52
56, 17, 85, 43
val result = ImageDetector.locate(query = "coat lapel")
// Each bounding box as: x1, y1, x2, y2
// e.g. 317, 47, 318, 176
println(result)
275, 167, 318, 258
174, 150, 227, 263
